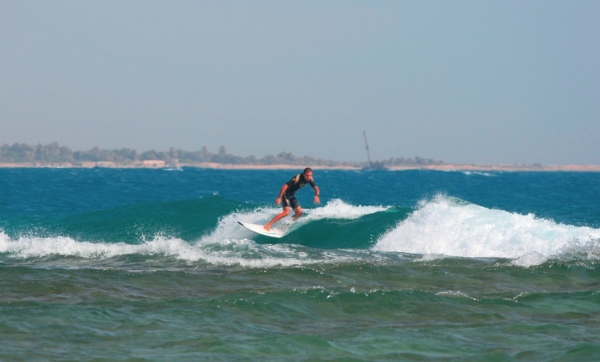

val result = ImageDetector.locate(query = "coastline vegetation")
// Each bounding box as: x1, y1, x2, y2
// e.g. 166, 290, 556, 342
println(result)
0, 142, 444, 167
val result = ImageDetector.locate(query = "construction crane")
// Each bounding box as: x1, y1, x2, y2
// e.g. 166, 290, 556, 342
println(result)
362, 131, 386, 170
363, 131, 374, 168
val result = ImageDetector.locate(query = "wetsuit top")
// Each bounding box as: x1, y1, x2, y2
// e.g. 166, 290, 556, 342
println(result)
285, 174, 317, 196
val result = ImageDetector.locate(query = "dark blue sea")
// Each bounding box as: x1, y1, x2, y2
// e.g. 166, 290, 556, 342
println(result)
1, 168, 600, 360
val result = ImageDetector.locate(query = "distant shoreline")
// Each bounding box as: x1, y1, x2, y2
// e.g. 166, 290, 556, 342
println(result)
1, 162, 599, 172
6, 143, 596, 172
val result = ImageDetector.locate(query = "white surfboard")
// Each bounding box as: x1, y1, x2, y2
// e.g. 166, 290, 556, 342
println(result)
238, 221, 285, 238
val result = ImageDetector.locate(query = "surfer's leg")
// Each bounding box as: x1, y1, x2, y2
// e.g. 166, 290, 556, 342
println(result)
289, 197, 302, 220
292, 206, 302, 220
264, 206, 290, 231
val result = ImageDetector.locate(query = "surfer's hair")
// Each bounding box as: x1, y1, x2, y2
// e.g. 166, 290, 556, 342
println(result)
303, 167, 313, 173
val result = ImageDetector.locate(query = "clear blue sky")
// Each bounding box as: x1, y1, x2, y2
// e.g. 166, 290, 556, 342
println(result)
1, 0, 598, 165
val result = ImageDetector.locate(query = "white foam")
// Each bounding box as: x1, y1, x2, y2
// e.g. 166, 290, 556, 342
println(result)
372, 195, 600, 266
0, 231, 340, 268
462, 171, 496, 177
304, 199, 388, 220
0, 209, 366, 268
0, 231, 191, 260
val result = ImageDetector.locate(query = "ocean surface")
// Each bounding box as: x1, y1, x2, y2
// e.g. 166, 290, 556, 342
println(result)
1, 168, 600, 361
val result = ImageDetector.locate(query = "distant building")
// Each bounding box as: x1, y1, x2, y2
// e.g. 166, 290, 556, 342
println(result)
143, 160, 166, 168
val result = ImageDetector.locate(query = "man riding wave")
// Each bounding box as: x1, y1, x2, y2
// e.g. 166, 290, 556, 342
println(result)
264, 167, 320, 231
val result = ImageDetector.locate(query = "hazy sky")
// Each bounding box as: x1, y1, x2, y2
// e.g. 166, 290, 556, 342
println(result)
1, 1, 598, 165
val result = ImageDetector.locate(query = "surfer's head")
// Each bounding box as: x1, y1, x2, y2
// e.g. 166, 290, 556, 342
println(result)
303, 167, 313, 180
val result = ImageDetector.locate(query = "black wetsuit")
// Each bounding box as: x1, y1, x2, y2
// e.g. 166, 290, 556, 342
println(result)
282, 174, 317, 209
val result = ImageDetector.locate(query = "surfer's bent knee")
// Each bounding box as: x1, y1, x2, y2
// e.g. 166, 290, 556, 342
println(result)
293, 207, 302, 219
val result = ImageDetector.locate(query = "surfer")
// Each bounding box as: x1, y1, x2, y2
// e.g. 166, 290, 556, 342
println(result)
264, 167, 320, 231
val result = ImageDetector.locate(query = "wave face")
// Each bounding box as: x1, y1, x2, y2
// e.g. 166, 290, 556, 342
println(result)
2, 168, 600, 360
1, 168, 599, 268
3, 195, 597, 268
0, 197, 398, 268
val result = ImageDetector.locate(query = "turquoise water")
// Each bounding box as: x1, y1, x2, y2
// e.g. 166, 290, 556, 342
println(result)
1, 168, 600, 360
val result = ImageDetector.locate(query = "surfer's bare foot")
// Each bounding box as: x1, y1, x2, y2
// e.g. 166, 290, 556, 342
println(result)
263, 224, 271, 231
292, 213, 301, 220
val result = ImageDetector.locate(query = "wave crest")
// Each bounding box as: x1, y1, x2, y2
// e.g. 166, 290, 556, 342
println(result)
372, 195, 600, 266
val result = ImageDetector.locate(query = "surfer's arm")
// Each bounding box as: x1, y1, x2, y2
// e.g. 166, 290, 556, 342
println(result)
275, 184, 288, 204
313, 186, 320, 204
